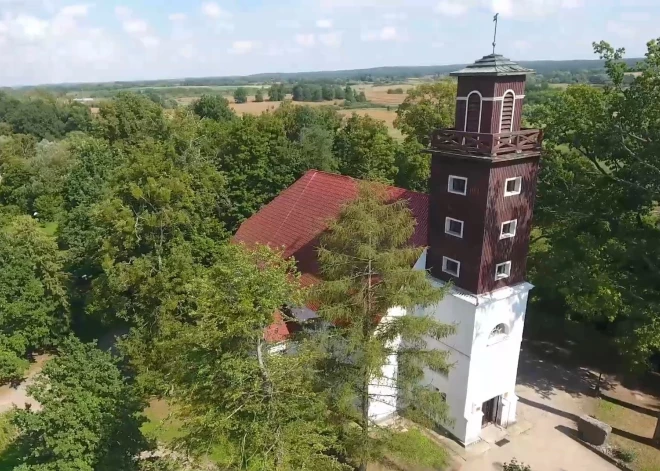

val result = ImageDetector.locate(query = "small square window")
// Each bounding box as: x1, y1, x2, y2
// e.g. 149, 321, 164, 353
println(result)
500, 219, 517, 239
504, 177, 522, 197
495, 261, 511, 280
448, 175, 467, 195
445, 217, 464, 238
442, 256, 460, 277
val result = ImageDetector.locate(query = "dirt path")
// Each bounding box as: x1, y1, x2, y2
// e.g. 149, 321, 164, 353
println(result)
0, 356, 49, 414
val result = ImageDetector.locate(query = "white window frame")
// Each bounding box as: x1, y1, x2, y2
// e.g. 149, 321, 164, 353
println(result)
445, 217, 464, 238
495, 261, 512, 280
448, 175, 467, 195
504, 177, 522, 197
499, 219, 518, 240
442, 256, 461, 277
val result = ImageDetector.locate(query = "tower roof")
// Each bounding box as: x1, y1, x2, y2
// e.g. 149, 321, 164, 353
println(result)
450, 53, 534, 77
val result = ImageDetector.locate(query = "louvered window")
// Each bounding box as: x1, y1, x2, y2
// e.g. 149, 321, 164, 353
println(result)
465, 92, 481, 133
500, 92, 515, 132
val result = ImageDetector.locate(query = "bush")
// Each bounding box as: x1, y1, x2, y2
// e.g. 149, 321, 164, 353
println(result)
503, 459, 532, 471
613, 448, 636, 463
0, 347, 29, 385
387, 88, 404, 94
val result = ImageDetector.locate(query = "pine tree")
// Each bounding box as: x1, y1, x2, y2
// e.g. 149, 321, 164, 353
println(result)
310, 182, 454, 471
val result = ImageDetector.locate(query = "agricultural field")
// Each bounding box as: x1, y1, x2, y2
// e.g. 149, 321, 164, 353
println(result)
355, 84, 416, 106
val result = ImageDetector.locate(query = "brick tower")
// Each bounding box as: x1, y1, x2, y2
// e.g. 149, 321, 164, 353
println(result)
419, 54, 543, 445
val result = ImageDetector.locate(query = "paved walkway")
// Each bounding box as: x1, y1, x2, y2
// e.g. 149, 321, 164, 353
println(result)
457, 350, 620, 471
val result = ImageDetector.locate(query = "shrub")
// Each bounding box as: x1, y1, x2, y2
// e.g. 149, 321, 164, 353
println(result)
503, 459, 532, 471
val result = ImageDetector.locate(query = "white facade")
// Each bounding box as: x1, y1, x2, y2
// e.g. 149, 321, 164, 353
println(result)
365, 249, 532, 446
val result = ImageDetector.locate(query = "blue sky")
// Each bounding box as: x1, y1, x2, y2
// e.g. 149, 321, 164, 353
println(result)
0, 0, 657, 86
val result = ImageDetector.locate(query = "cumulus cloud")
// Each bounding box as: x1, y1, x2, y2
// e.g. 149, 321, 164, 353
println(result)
122, 19, 148, 34
202, 2, 232, 19
316, 19, 333, 28
295, 33, 316, 47
361, 26, 400, 42
319, 31, 342, 47
435, 1, 468, 16
229, 40, 259, 54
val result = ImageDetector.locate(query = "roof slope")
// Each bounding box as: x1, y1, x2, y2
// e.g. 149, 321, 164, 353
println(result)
235, 170, 428, 287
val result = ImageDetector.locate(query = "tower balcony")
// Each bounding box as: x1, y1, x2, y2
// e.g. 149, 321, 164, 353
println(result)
430, 128, 543, 158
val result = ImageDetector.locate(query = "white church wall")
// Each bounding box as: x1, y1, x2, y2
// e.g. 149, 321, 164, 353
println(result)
368, 306, 406, 423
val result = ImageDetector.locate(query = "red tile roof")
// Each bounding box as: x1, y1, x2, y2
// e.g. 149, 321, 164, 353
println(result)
235, 170, 429, 288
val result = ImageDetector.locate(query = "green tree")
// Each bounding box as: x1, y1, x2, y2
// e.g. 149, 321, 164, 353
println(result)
311, 86, 323, 102
394, 139, 429, 192
292, 84, 304, 101
310, 183, 453, 471
334, 114, 398, 183
88, 140, 227, 332
11, 337, 148, 471
96, 92, 168, 144
322, 84, 334, 101
201, 113, 304, 229
344, 85, 355, 103
0, 216, 68, 383
233, 87, 249, 104
394, 82, 457, 147
156, 244, 348, 471
528, 38, 660, 367
191, 94, 236, 122
355, 91, 367, 103
5, 99, 66, 140
299, 125, 338, 172
333, 86, 345, 100
255, 88, 265, 102
268, 84, 286, 101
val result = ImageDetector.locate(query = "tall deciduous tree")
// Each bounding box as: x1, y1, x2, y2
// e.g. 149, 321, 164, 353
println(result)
529, 38, 660, 368
334, 114, 398, 183
0, 216, 68, 383
311, 183, 453, 471
96, 92, 168, 144
11, 337, 148, 471
191, 94, 236, 122
394, 82, 457, 147
233, 87, 249, 104
156, 244, 348, 471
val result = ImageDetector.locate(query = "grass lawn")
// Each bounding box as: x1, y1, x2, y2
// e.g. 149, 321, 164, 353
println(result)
596, 398, 660, 471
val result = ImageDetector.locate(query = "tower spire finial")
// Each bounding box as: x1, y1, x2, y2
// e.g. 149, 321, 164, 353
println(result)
492, 13, 499, 54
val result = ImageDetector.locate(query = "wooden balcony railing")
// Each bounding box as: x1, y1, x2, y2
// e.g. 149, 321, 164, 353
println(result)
430, 128, 543, 157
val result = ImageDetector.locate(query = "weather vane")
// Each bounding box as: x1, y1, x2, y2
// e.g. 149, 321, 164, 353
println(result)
492, 13, 499, 54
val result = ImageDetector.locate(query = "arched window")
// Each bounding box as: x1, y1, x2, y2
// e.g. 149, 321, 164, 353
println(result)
488, 323, 509, 345
464, 91, 482, 133
500, 91, 515, 133
489, 323, 507, 338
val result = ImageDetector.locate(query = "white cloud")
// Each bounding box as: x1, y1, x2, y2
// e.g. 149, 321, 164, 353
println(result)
431, 41, 445, 48
361, 26, 400, 42
229, 40, 259, 54
606, 20, 636, 39
14, 15, 49, 40
202, 2, 231, 19
59, 4, 91, 17
168, 13, 187, 21
140, 35, 160, 48
316, 19, 333, 28
295, 33, 316, 47
435, 0, 468, 16
383, 12, 407, 20
319, 31, 342, 47
123, 19, 148, 34
114, 6, 132, 18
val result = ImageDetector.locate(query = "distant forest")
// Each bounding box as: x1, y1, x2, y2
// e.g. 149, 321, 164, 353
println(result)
7, 58, 642, 92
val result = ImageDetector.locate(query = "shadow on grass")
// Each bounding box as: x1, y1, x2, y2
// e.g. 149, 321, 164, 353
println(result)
600, 394, 659, 418
0, 440, 24, 471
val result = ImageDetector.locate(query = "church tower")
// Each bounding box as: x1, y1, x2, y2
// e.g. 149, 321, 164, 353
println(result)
419, 54, 543, 445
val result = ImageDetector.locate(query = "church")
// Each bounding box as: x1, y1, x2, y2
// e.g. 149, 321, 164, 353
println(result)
235, 52, 543, 446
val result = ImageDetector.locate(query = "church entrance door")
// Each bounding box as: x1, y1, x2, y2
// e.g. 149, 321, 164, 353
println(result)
481, 396, 501, 427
